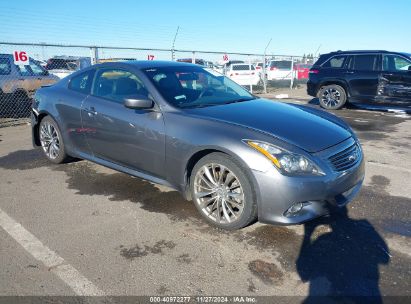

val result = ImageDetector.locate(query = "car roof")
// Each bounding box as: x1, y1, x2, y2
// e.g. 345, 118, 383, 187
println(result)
322, 50, 411, 57
91, 60, 199, 70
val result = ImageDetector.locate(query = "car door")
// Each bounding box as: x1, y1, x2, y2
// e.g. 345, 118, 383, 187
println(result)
378, 54, 411, 105
344, 54, 380, 102
81, 68, 166, 178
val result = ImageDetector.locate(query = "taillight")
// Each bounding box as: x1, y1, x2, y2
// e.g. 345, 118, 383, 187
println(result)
270, 67, 277, 71
309, 69, 319, 74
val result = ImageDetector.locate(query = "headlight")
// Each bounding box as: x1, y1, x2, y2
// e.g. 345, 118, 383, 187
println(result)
246, 140, 324, 176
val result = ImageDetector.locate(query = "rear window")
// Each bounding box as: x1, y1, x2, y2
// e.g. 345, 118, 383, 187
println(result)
46, 59, 75, 70
68, 69, 95, 94
0, 58, 11, 75
322, 55, 347, 68
270, 61, 292, 69
232, 65, 255, 71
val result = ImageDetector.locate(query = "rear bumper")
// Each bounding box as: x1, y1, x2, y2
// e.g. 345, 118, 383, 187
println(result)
253, 139, 365, 225
307, 80, 318, 97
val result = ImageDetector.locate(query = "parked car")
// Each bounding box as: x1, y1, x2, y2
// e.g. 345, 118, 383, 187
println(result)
254, 62, 264, 71
32, 61, 364, 230
294, 63, 312, 80
45, 56, 92, 79
0, 54, 59, 117
226, 63, 260, 86
98, 58, 137, 63
307, 50, 411, 110
177, 58, 210, 68
266, 60, 294, 80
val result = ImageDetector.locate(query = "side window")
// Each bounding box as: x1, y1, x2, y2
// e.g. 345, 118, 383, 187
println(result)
322, 55, 347, 68
69, 70, 95, 94
351, 55, 378, 71
92, 69, 148, 103
29, 61, 47, 76
16, 64, 32, 76
383, 55, 411, 72
0, 58, 11, 75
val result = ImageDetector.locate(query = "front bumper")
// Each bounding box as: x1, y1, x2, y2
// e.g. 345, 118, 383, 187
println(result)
253, 138, 365, 225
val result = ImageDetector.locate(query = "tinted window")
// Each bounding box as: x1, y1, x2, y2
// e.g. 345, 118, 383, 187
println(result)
351, 55, 378, 71
270, 61, 292, 69
92, 69, 148, 103
232, 65, 255, 71
46, 59, 74, 70
0, 58, 11, 75
383, 55, 411, 71
322, 56, 346, 68
69, 70, 95, 94
29, 61, 47, 76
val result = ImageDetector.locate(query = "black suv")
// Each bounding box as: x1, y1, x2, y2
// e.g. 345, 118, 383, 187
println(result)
307, 50, 411, 110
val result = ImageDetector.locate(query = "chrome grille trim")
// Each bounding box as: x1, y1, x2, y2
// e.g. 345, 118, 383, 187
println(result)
329, 143, 360, 172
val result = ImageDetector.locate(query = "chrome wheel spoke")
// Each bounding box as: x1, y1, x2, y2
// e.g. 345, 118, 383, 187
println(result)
40, 122, 60, 160
203, 166, 217, 185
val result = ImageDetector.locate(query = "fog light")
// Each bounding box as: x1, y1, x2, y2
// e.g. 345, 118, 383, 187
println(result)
285, 202, 304, 217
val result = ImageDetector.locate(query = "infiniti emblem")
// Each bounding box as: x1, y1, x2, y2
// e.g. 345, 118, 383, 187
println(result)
348, 152, 357, 162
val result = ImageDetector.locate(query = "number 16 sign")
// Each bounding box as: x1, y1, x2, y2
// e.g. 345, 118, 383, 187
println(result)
13, 51, 29, 65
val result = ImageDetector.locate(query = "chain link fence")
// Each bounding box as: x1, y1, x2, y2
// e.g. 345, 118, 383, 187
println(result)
0, 42, 318, 127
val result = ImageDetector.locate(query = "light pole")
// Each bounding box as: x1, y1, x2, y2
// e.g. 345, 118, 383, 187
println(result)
171, 26, 180, 61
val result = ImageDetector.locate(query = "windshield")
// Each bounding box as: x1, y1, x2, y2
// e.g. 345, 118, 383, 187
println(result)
143, 65, 255, 108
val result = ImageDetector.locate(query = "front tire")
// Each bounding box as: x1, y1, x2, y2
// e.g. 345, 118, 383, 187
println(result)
190, 152, 257, 230
318, 84, 347, 110
39, 116, 69, 164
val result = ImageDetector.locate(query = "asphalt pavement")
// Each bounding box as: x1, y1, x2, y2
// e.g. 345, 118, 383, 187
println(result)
0, 98, 410, 302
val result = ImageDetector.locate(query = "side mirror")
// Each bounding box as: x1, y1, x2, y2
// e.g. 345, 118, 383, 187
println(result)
123, 95, 154, 110
408, 65, 411, 71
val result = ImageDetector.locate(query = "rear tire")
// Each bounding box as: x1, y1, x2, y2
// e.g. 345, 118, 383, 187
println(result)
318, 84, 347, 110
190, 152, 257, 230
39, 116, 70, 164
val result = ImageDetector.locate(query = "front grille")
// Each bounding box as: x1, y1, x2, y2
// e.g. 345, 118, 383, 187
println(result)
329, 143, 360, 172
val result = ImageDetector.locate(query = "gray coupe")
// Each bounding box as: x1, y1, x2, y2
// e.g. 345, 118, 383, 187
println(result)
31, 61, 364, 229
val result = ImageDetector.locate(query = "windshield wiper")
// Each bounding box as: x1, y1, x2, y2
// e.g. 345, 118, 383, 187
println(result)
224, 97, 256, 105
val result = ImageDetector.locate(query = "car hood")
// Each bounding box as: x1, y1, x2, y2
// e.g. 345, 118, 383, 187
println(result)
185, 99, 352, 153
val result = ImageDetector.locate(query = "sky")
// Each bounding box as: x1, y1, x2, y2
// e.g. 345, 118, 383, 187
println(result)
0, 0, 410, 58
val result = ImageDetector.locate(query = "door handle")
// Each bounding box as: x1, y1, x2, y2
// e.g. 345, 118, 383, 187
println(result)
344, 71, 354, 74
84, 107, 97, 116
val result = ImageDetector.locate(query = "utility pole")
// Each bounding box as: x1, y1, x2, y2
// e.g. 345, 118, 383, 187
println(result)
171, 26, 180, 61
263, 38, 272, 94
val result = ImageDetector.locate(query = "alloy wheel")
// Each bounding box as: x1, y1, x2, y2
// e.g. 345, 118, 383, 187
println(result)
193, 163, 245, 224
40, 122, 60, 160
321, 88, 341, 108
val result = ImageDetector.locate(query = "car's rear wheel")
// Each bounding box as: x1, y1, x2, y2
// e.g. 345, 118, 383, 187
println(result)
190, 153, 257, 230
318, 84, 347, 110
39, 116, 69, 164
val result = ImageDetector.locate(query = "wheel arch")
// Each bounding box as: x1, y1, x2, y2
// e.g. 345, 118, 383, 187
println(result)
183, 147, 259, 204
32, 111, 55, 146
318, 80, 350, 98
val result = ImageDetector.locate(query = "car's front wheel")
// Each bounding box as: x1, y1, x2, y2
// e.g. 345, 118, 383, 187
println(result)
39, 116, 69, 164
318, 84, 347, 110
190, 153, 257, 230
